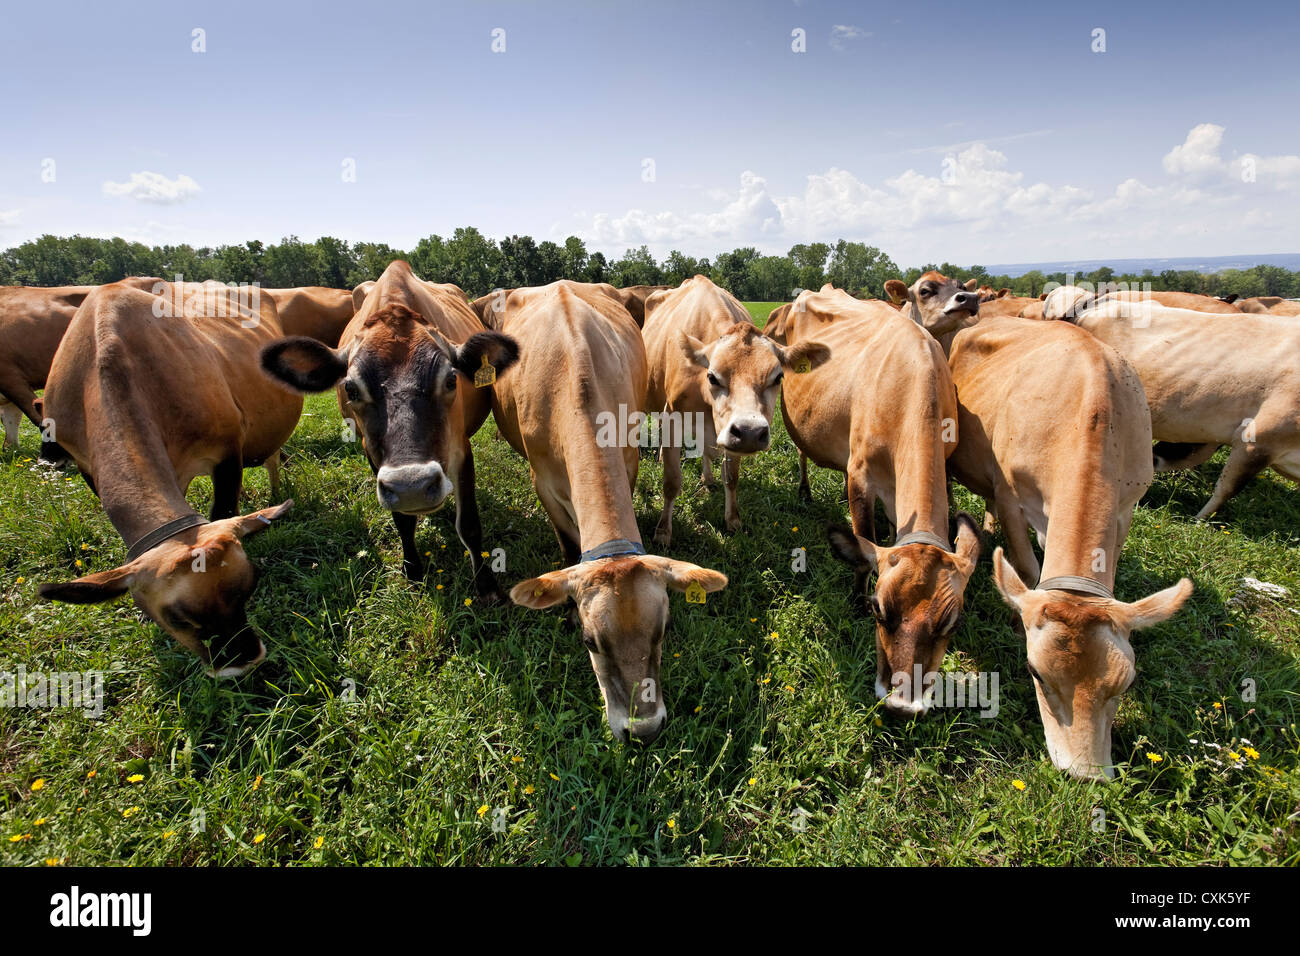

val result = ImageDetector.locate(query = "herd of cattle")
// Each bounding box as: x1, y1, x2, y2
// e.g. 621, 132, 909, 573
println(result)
2, 265, 1297, 780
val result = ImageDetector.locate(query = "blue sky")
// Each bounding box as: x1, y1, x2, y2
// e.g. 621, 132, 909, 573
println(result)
3, 0, 1297, 265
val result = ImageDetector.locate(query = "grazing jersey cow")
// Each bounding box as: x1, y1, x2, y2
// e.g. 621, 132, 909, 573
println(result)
262, 260, 518, 596
1097, 289, 1242, 313
780, 287, 980, 716
642, 275, 829, 545
37, 280, 300, 677
1237, 296, 1300, 316
265, 287, 356, 347
1048, 286, 1300, 517
884, 272, 981, 338
0, 285, 93, 452
944, 314, 1193, 778
497, 281, 728, 743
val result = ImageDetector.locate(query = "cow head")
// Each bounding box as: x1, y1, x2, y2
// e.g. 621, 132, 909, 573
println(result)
511, 555, 727, 743
39, 502, 293, 678
992, 549, 1193, 779
828, 516, 981, 716
884, 272, 981, 337
679, 323, 830, 454
261, 303, 518, 516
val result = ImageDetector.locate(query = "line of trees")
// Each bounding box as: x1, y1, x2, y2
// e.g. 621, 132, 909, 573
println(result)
3, 232, 1298, 302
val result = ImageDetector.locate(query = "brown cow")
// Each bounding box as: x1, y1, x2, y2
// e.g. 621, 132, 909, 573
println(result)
883, 272, 981, 338
0, 285, 93, 452
1097, 289, 1241, 313
1045, 286, 1300, 518
265, 287, 356, 347
642, 275, 829, 545
37, 280, 300, 677
944, 314, 1193, 777
1237, 296, 1300, 316
262, 260, 518, 596
615, 284, 673, 327
498, 280, 728, 743
779, 287, 980, 716
978, 294, 1042, 318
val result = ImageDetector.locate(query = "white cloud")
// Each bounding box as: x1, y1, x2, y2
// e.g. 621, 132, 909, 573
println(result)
0, 209, 19, 227
830, 24, 871, 50
102, 171, 201, 204
574, 125, 1300, 263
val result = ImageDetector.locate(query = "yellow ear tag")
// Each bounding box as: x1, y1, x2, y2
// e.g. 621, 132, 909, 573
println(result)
685, 581, 706, 604
474, 354, 496, 388
533, 586, 545, 598
794, 357, 811, 374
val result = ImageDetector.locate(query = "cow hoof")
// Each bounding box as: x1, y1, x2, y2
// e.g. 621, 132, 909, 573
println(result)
403, 561, 425, 582
653, 528, 672, 548
798, 485, 812, 502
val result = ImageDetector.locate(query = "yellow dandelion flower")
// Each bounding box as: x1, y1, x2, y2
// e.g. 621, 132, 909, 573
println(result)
15, 576, 25, 585
761, 677, 771, 684
424, 551, 432, 557
81, 543, 90, 551
791, 526, 798, 532
252, 774, 262, 791
314, 836, 324, 850
122, 806, 140, 818
667, 819, 676, 829
476, 804, 490, 818
127, 774, 143, 783
162, 831, 176, 839
694, 704, 702, 713
30, 779, 44, 792
1212, 701, 1223, 710
74, 560, 83, 569
785, 685, 795, 693
748, 777, 756, 786
86, 770, 96, 779
523, 785, 535, 795
873, 717, 883, 727
463, 598, 473, 607
8, 835, 24, 843
252, 833, 266, 844
510, 755, 523, 764
34, 818, 46, 826
749, 617, 756, 623
1227, 751, 1240, 762
1146, 753, 1164, 764
480, 551, 490, 558
44, 858, 60, 866
1012, 779, 1026, 791
673, 652, 681, 658
769, 631, 779, 640
1243, 746, 1259, 760
549, 773, 560, 781
436, 584, 444, 590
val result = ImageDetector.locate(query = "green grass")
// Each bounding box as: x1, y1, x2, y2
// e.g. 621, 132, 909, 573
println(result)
743, 302, 785, 328
2, 305, 1299, 866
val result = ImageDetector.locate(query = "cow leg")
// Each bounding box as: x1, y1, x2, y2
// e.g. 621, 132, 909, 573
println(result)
265, 450, 282, 500
452, 452, 504, 604
994, 490, 1041, 585
798, 451, 811, 501
1153, 441, 1219, 472
0, 401, 18, 449
210, 455, 244, 521
700, 451, 716, 491
654, 441, 683, 548
846, 462, 876, 604
723, 452, 742, 532
1196, 442, 1267, 520
392, 512, 424, 580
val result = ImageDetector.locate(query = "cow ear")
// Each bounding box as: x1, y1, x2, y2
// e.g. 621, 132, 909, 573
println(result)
884, 279, 909, 305
998, 288, 1011, 298
778, 340, 831, 372
510, 569, 576, 610
677, 329, 710, 368
261, 337, 349, 393
1114, 579, 1193, 633
827, 524, 878, 571
952, 513, 982, 577
991, 547, 1029, 612
225, 500, 293, 540
963, 278, 979, 291
452, 331, 519, 379
39, 564, 136, 605
645, 557, 728, 594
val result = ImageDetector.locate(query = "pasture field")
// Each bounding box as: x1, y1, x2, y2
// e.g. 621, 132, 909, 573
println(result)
1, 303, 1299, 866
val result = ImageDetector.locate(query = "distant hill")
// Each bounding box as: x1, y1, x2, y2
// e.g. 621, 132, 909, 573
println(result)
982, 253, 1300, 278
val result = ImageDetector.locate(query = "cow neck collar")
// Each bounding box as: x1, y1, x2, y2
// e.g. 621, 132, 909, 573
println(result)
893, 530, 952, 552
126, 513, 210, 562
579, 538, 646, 563
1037, 575, 1114, 599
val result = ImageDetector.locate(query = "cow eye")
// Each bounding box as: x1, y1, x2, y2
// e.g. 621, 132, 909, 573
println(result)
919, 288, 933, 298
445, 372, 458, 392
706, 372, 723, 389
771, 370, 784, 386
163, 608, 192, 630
868, 595, 883, 619
582, 635, 598, 653
1027, 664, 1043, 685
343, 380, 362, 403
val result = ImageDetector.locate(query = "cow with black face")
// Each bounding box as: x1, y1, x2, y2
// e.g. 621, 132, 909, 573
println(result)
262, 260, 518, 599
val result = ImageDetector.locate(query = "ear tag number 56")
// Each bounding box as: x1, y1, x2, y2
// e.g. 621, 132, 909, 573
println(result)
685, 581, 706, 604
475, 355, 496, 388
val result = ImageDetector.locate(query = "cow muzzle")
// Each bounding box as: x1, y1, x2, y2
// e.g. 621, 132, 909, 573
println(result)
721, 417, 770, 454
376, 462, 453, 514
